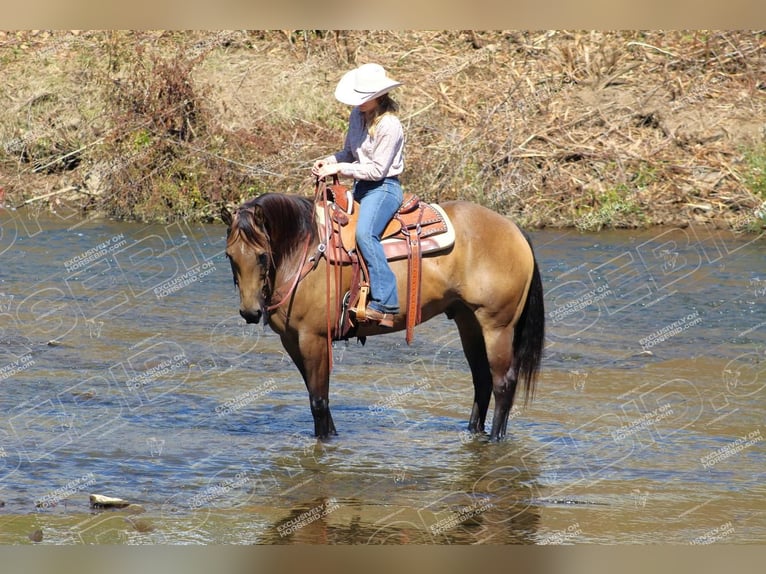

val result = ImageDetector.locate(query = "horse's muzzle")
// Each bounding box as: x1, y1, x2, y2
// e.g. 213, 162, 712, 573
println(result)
240, 308, 262, 324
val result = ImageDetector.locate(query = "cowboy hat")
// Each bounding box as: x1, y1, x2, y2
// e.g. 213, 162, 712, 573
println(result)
334, 63, 402, 106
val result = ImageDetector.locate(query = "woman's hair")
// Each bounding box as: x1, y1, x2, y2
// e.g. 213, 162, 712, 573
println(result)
365, 93, 398, 136
376, 93, 398, 114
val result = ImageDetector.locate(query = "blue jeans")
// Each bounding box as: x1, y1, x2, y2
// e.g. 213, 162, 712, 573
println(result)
354, 177, 403, 314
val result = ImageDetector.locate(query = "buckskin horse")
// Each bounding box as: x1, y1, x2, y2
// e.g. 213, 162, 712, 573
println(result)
221, 187, 545, 441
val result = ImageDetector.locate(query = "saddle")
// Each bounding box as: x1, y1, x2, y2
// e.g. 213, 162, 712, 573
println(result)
315, 180, 455, 344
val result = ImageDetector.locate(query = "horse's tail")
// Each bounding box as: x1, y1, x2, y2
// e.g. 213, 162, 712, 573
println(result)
514, 234, 545, 405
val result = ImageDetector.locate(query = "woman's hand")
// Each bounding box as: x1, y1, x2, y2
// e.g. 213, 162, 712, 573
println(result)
313, 161, 341, 178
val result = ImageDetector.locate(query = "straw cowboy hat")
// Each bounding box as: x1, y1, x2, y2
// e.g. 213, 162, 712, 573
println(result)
334, 63, 402, 106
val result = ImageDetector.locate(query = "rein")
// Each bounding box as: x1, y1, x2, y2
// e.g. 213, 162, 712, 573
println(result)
264, 231, 315, 312
315, 177, 341, 372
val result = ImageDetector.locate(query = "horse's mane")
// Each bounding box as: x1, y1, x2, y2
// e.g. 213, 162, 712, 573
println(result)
228, 193, 316, 266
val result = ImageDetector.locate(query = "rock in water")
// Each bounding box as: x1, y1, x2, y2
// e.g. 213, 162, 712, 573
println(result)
89, 494, 130, 509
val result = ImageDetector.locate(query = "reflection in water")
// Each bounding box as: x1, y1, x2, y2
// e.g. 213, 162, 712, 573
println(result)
0, 213, 764, 544
260, 438, 542, 544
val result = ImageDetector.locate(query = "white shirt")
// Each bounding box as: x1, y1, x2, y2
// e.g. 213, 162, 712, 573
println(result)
325, 107, 404, 181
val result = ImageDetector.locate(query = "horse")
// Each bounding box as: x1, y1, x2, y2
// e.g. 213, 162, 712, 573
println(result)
221, 191, 545, 441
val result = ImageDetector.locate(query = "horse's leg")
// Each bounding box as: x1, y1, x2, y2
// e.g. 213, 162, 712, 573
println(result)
280, 332, 337, 439
483, 324, 519, 441
451, 305, 492, 434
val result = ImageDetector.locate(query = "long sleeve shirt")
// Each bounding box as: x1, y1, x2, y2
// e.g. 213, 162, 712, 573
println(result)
324, 107, 404, 181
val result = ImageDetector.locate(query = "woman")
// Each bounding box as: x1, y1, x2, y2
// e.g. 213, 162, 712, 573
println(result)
312, 63, 404, 328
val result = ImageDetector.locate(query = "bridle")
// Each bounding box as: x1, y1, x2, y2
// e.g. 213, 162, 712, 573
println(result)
263, 232, 314, 313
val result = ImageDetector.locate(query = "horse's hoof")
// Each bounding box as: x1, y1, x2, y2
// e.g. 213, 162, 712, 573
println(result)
314, 428, 338, 440
488, 432, 505, 443
316, 433, 335, 441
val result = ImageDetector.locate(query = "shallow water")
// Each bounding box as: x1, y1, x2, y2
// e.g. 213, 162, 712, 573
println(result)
1, 208, 764, 544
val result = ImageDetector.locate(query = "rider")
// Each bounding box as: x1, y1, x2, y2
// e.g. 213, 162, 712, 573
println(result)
312, 63, 404, 328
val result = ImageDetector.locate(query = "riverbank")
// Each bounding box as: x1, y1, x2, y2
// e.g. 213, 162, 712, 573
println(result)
1, 30, 765, 231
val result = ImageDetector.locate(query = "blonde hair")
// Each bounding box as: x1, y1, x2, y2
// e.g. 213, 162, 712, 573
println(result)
364, 93, 398, 137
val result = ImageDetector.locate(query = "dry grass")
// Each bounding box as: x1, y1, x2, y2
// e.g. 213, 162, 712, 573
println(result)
1, 30, 765, 229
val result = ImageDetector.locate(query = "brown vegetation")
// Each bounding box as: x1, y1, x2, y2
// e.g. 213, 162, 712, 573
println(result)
1, 30, 765, 231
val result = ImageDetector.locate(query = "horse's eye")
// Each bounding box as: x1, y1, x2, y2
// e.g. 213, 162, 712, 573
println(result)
257, 253, 268, 266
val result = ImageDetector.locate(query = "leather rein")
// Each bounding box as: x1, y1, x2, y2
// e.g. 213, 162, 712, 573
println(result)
263, 232, 316, 312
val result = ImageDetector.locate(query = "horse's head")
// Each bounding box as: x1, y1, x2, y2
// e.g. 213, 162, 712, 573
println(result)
222, 194, 317, 325
222, 202, 272, 324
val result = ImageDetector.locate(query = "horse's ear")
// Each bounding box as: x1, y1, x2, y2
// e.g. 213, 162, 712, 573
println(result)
221, 205, 233, 227
252, 204, 265, 228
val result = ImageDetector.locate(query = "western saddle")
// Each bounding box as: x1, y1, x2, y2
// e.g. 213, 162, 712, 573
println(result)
314, 178, 455, 344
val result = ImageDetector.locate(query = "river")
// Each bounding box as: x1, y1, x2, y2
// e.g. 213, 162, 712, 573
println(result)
1, 205, 764, 544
